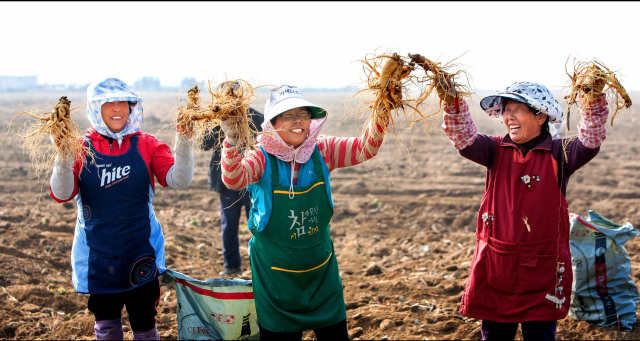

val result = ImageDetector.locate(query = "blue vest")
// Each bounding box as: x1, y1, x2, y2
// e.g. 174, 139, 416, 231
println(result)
70, 135, 167, 294
247, 145, 334, 233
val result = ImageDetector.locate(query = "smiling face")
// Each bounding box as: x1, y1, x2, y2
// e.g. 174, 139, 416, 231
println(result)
273, 107, 312, 148
101, 101, 130, 133
502, 100, 547, 144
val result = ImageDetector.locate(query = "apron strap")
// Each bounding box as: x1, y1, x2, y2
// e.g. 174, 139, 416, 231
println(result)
268, 152, 280, 186
310, 147, 324, 178
267, 147, 324, 188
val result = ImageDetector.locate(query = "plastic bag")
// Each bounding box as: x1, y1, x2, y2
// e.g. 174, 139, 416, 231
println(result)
164, 270, 259, 340
569, 210, 639, 330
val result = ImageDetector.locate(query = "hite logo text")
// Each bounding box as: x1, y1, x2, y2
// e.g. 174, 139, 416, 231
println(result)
100, 165, 131, 188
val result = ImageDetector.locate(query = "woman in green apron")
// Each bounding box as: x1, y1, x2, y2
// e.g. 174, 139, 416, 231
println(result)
219, 85, 388, 340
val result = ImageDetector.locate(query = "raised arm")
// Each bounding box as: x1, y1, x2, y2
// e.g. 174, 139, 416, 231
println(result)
442, 100, 477, 150
560, 94, 608, 176
442, 100, 497, 168
317, 120, 387, 171
577, 94, 608, 149
221, 141, 266, 190
164, 134, 194, 190
50, 155, 79, 202
221, 118, 387, 189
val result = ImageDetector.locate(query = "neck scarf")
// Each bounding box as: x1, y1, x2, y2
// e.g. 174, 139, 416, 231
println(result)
257, 117, 326, 163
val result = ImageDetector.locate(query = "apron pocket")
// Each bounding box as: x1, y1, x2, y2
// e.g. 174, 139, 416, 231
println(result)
485, 243, 517, 294
517, 251, 556, 293
518, 238, 555, 256
270, 251, 340, 312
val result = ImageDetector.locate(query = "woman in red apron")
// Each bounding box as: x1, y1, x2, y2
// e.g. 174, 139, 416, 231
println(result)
439, 80, 611, 340
49, 78, 194, 340
219, 85, 388, 340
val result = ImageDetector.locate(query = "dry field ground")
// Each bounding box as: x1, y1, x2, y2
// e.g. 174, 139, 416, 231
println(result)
0, 90, 639, 340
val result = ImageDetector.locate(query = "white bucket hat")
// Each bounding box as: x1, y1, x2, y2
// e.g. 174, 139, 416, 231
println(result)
480, 82, 566, 139
264, 85, 326, 122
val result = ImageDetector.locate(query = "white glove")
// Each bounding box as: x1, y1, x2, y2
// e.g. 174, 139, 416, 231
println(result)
165, 134, 194, 190
220, 118, 239, 146
50, 154, 75, 200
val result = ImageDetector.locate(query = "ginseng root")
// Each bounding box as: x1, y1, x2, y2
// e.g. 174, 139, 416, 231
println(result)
408, 53, 472, 111
176, 85, 210, 139
2, 96, 93, 178
174, 80, 260, 152
353, 52, 419, 136
350, 50, 472, 141
208, 80, 260, 151
564, 59, 632, 129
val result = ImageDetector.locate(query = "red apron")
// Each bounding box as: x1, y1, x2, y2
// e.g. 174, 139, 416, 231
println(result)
460, 136, 572, 322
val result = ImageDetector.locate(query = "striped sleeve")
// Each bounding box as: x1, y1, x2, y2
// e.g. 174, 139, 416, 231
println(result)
317, 120, 387, 172
577, 94, 609, 149
442, 100, 478, 150
221, 141, 266, 190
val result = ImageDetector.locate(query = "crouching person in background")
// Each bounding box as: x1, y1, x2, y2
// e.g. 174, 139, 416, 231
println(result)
49, 78, 194, 340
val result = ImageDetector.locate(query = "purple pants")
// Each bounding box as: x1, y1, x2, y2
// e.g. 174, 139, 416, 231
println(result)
481, 320, 557, 341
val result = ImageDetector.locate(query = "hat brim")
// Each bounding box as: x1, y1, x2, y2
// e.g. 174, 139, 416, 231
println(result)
480, 93, 528, 111
265, 97, 327, 121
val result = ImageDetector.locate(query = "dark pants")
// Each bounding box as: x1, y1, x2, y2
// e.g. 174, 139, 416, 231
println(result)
88, 279, 160, 332
481, 320, 558, 341
258, 319, 349, 341
219, 186, 251, 269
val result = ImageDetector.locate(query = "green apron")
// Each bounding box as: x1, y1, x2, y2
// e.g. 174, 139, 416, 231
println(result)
249, 150, 346, 332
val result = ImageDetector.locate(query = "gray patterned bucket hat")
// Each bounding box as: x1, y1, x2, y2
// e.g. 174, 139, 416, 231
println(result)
480, 82, 565, 139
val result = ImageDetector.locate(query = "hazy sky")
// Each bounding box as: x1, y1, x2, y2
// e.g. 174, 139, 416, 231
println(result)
2, 2, 639, 91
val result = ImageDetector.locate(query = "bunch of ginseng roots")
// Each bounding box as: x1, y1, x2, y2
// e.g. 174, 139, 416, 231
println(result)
2, 96, 93, 178
175, 80, 260, 153
352, 51, 472, 138
564, 59, 632, 129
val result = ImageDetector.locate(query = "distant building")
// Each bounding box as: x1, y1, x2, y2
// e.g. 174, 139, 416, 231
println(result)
0, 76, 37, 91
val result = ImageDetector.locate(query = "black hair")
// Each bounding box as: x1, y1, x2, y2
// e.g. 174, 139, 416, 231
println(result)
540, 115, 550, 134
128, 101, 137, 114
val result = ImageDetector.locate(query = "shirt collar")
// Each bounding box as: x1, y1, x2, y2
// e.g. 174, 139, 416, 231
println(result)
500, 132, 552, 151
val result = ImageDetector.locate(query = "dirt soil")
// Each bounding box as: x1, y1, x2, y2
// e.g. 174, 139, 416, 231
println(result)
0, 90, 639, 340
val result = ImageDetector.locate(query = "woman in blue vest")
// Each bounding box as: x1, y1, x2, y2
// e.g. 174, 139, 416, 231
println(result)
49, 78, 194, 340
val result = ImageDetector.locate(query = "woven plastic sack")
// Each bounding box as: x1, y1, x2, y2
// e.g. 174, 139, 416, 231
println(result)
569, 211, 639, 330
164, 270, 259, 340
